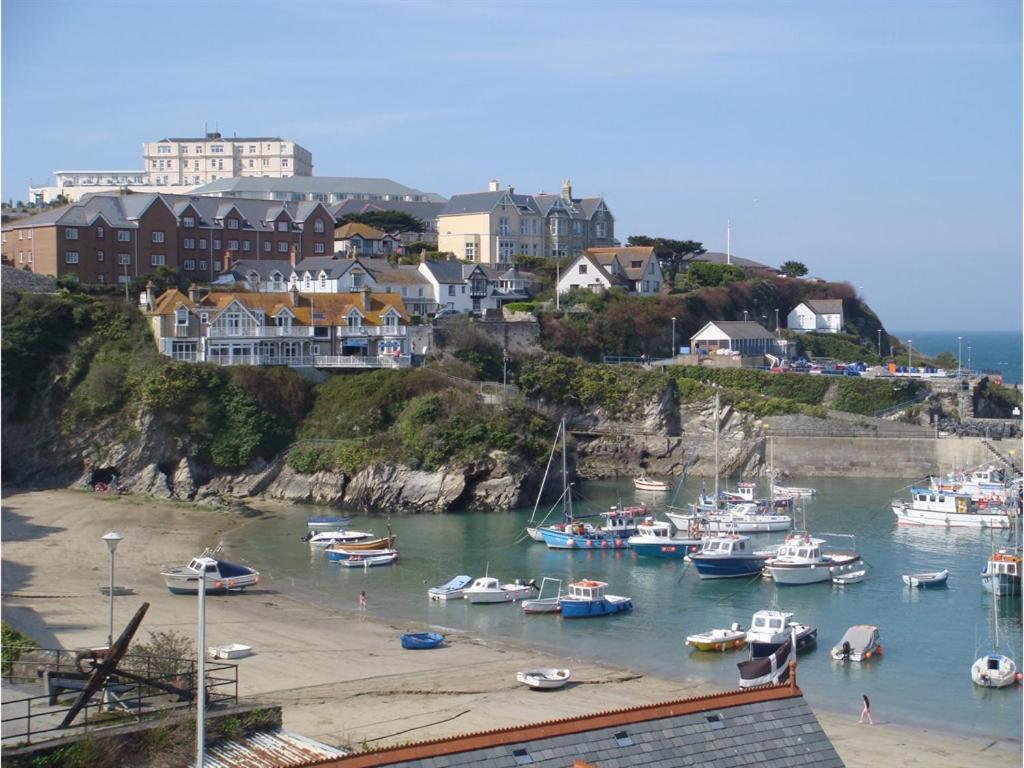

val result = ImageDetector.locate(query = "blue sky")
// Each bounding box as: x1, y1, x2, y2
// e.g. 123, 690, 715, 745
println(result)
3, 0, 1020, 331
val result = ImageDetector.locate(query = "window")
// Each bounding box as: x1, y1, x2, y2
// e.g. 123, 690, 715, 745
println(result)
184, 259, 196, 271
151, 254, 165, 266
314, 219, 325, 234
447, 285, 456, 297
27, 251, 33, 263
595, 222, 606, 238
65, 251, 79, 263
614, 731, 634, 747
96, 226, 104, 238
181, 145, 188, 154
228, 240, 239, 251
511, 749, 533, 766
579, 263, 588, 275
498, 216, 510, 235
175, 308, 188, 326
573, 220, 582, 235
96, 250, 104, 262
346, 313, 361, 329
631, 261, 642, 269
183, 238, 195, 250
199, 238, 207, 249
97, 274, 105, 284
210, 144, 224, 153
227, 218, 239, 230
157, 144, 171, 154
183, 216, 195, 228
213, 239, 221, 251
242, 240, 251, 252
195, 145, 202, 153
263, 241, 272, 253
278, 242, 288, 253
117, 274, 129, 284
199, 260, 207, 271
549, 218, 560, 235
248, 159, 254, 168
213, 260, 221, 271
65, 227, 79, 240
152, 231, 165, 244
319, 274, 326, 288
118, 253, 130, 265
464, 242, 476, 260
277, 221, 288, 232
314, 242, 325, 254
520, 218, 529, 235
282, 159, 289, 167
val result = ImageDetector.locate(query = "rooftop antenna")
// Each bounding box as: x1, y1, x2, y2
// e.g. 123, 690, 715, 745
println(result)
726, 220, 732, 266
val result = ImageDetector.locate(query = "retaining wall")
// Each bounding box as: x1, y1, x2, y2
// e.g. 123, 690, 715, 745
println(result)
770, 436, 994, 478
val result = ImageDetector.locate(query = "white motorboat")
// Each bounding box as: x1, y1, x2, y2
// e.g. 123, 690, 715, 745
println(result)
833, 569, 867, 586
633, 474, 670, 492
830, 625, 882, 662
971, 654, 1018, 688
306, 515, 351, 531
892, 489, 1010, 528
763, 532, 862, 586
208, 643, 253, 660
516, 669, 571, 689
428, 574, 473, 601
337, 550, 398, 568
304, 529, 374, 547
627, 518, 702, 559
670, 503, 792, 534
901, 569, 949, 588
772, 484, 816, 498
746, 610, 817, 657
685, 623, 747, 652
522, 577, 562, 614
161, 550, 260, 594
464, 576, 538, 604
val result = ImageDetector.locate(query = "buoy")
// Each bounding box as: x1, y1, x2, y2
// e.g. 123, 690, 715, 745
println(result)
876, 645, 883, 654
1015, 672, 1023, 683
865, 651, 872, 659
714, 643, 721, 651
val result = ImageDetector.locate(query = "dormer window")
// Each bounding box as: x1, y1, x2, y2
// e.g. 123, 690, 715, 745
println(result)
174, 308, 188, 327
277, 313, 292, 328
271, 271, 284, 286
346, 312, 362, 329
384, 312, 399, 329
277, 221, 288, 232
227, 218, 239, 230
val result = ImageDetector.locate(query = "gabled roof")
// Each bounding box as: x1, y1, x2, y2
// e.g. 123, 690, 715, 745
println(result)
564, 252, 626, 288
586, 247, 657, 281
802, 299, 844, 315
440, 191, 507, 216
694, 320, 777, 341
420, 260, 465, 283
300, 682, 842, 768
216, 259, 293, 283
335, 222, 389, 241
150, 288, 409, 325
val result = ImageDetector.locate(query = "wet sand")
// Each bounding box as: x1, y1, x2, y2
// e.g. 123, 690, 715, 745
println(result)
2, 489, 1019, 766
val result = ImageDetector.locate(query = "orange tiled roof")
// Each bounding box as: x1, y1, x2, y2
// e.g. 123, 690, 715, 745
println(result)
150, 288, 408, 325
335, 222, 389, 241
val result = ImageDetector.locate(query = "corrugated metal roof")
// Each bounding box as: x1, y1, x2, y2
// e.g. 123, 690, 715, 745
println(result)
199, 728, 348, 768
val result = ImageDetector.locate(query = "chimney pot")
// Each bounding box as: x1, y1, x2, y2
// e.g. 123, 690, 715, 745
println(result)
488, 179, 499, 192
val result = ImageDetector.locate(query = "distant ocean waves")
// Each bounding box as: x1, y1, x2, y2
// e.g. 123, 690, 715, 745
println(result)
892, 330, 1022, 385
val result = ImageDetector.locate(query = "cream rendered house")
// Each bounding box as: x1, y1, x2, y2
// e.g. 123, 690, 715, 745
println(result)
556, 247, 663, 297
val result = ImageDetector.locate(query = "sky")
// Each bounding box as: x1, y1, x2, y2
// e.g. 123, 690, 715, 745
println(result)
2, 0, 1021, 331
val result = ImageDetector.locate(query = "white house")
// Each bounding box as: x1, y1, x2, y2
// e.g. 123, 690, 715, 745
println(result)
556, 246, 663, 296
787, 299, 844, 334
419, 260, 472, 313
690, 320, 781, 359
333, 222, 399, 256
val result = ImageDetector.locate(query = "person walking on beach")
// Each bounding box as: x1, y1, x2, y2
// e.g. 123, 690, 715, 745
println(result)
858, 694, 872, 725
359, 591, 367, 611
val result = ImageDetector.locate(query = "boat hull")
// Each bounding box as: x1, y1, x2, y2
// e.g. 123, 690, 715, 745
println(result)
750, 626, 817, 658
464, 586, 536, 604
902, 570, 949, 588
401, 632, 444, 650
981, 572, 1021, 596
685, 630, 747, 652
162, 571, 258, 595
538, 527, 629, 550
704, 516, 792, 533
517, 669, 571, 689
767, 556, 863, 586
892, 503, 1009, 528
208, 644, 253, 660
560, 595, 632, 618
629, 539, 702, 559
338, 552, 397, 568
690, 555, 769, 580
972, 655, 1018, 688
522, 598, 561, 614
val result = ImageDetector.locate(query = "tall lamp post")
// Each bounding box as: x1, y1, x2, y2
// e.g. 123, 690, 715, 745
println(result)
101, 532, 123, 646
957, 336, 963, 378
907, 339, 913, 372
877, 329, 882, 356
774, 308, 780, 334
671, 317, 676, 360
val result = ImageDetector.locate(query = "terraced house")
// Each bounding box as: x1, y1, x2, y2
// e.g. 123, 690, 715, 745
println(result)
437, 179, 616, 265
1, 192, 336, 285
146, 285, 411, 369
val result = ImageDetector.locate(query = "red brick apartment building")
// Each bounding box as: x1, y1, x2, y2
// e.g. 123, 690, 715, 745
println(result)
1, 193, 336, 286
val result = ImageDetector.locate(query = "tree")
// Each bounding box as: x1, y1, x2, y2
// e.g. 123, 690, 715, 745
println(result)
627, 236, 706, 281
681, 262, 744, 289
339, 211, 425, 233
779, 261, 808, 278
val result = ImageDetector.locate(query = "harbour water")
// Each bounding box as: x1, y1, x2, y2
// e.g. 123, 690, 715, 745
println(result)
228, 476, 1023, 739
894, 329, 1023, 386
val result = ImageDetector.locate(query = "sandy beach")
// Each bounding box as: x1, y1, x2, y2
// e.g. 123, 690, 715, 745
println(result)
2, 489, 1019, 767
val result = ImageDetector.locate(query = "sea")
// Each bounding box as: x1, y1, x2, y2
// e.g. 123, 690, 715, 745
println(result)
893, 330, 1023, 386
227, 477, 1023, 741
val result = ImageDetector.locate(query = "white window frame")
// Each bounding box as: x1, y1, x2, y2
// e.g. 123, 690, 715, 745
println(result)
65, 251, 79, 264
184, 259, 196, 271
175, 307, 189, 326
314, 219, 325, 234
227, 218, 239, 230
152, 231, 165, 244
183, 216, 195, 228
65, 227, 79, 240
96, 250, 104, 262
151, 254, 166, 266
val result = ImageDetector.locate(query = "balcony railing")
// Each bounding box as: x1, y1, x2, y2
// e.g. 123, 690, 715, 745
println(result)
205, 354, 411, 369
208, 326, 315, 338
337, 326, 406, 337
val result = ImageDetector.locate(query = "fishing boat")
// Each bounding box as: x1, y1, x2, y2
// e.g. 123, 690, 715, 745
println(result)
901, 569, 949, 588
307, 515, 351, 531
830, 625, 882, 662
667, 502, 792, 534
633, 474, 671, 492
746, 610, 817, 658
738, 638, 792, 688
161, 550, 260, 595
981, 549, 1022, 596
627, 519, 702, 559
833, 569, 867, 586
538, 504, 648, 550
400, 632, 444, 650
325, 532, 396, 558
428, 574, 473, 601
931, 465, 1013, 503
521, 577, 562, 614
337, 550, 398, 568
208, 643, 253, 660
559, 579, 632, 618
688, 534, 772, 580
763, 532, 862, 586
771, 477, 816, 498
303, 529, 374, 547
685, 623, 747, 652
516, 669, 571, 690
892, 489, 1010, 528
463, 576, 538, 604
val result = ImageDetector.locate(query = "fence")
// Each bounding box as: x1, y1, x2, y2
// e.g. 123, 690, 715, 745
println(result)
2, 649, 237, 746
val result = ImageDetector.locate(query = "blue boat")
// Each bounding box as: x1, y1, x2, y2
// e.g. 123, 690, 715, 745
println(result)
307, 515, 351, 530
400, 632, 445, 650
559, 580, 632, 618
627, 519, 702, 559
539, 504, 649, 550
689, 534, 771, 580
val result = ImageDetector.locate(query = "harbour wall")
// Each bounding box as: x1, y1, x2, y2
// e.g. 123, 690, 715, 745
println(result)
769, 436, 997, 478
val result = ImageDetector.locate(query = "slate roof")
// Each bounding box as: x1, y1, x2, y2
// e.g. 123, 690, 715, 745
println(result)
298, 684, 843, 768
190, 176, 446, 203
441, 189, 601, 220
692, 251, 776, 271
329, 199, 446, 226
802, 299, 843, 315
215, 259, 293, 282
697, 320, 777, 341
440, 191, 507, 216
420, 260, 465, 283
586, 247, 657, 282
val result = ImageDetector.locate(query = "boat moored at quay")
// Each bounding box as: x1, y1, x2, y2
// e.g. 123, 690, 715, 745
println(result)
892, 488, 1011, 528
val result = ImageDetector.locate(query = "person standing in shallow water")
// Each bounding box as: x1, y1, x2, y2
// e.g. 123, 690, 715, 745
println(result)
359, 591, 367, 611
858, 694, 872, 725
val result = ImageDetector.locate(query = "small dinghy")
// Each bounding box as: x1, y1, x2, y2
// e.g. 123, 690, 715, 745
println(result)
338, 550, 398, 568
208, 643, 253, 660
902, 569, 948, 588
522, 577, 562, 614
428, 575, 472, 601
833, 569, 867, 586
830, 625, 882, 662
400, 632, 444, 650
304, 529, 374, 547
516, 668, 571, 690
685, 623, 747, 652
633, 475, 670, 492
307, 515, 351, 530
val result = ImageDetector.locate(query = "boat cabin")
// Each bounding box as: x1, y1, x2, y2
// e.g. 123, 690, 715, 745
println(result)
775, 534, 827, 561
750, 610, 793, 635
567, 580, 607, 601
723, 484, 757, 503
636, 519, 672, 538
189, 557, 219, 574
990, 551, 1020, 577
470, 577, 501, 591
699, 535, 751, 555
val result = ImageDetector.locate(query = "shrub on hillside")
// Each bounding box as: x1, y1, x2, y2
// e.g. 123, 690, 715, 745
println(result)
831, 378, 926, 415
516, 354, 667, 417
668, 366, 831, 405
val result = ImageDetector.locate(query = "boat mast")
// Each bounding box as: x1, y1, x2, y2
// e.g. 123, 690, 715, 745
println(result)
562, 417, 573, 523
713, 390, 720, 503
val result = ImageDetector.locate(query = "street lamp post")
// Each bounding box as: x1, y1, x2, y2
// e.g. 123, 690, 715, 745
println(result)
967, 345, 972, 373
774, 308, 779, 334
671, 317, 676, 360
908, 339, 913, 372
102, 532, 123, 646
957, 336, 963, 378
877, 329, 882, 356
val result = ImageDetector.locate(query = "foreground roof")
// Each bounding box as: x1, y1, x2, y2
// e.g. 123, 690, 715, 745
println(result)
150, 289, 408, 325
697, 320, 778, 340
802, 299, 844, 315
297, 683, 842, 768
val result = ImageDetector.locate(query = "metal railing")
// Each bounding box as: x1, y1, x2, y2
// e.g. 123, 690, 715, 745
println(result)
208, 326, 315, 338
2, 649, 238, 746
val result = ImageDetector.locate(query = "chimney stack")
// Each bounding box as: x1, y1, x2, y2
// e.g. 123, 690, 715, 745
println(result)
361, 285, 371, 311
223, 249, 232, 272
488, 179, 499, 192
289, 284, 300, 307
289, 242, 298, 269
188, 283, 200, 303
144, 280, 155, 310
561, 179, 572, 202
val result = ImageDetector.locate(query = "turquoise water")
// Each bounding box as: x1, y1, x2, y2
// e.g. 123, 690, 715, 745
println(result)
893, 330, 1023, 385
228, 477, 1023, 739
